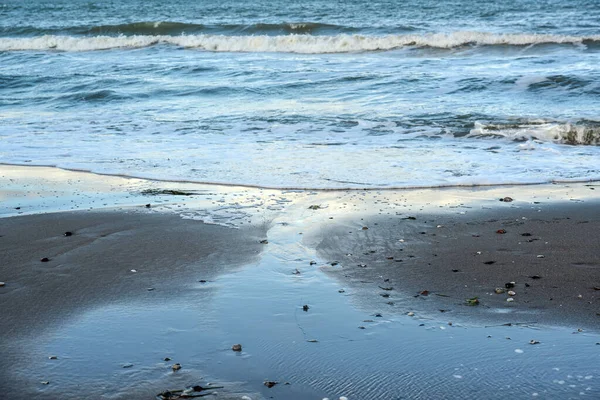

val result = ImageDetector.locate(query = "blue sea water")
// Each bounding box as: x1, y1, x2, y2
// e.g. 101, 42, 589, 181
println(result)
0, 0, 599, 188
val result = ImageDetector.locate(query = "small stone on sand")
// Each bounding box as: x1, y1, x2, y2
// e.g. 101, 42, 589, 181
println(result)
232, 344, 242, 352
172, 363, 181, 371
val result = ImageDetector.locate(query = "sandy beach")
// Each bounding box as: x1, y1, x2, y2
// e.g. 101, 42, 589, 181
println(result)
1, 165, 599, 399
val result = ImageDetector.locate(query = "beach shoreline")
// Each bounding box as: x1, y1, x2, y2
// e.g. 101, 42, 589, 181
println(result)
1, 165, 599, 399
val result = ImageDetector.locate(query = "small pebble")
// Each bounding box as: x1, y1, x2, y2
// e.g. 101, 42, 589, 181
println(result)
537, 255, 545, 258
530, 340, 540, 345
358, 326, 366, 329
515, 349, 524, 354
171, 363, 181, 371
495, 288, 505, 294
41, 381, 50, 385
338, 289, 345, 293
232, 344, 242, 352
130, 269, 137, 273
0, 282, 5, 287
48, 356, 58, 360
407, 312, 415, 317
264, 381, 277, 388
506, 298, 514, 302
302, 305, 309, 311
164, 357, 171, 361
508, 290, 516, 296
40, 257, 50, 262
64, 231, 73, 237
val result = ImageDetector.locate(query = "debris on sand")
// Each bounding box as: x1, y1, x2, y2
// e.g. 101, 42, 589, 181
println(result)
64, 231, 73, 236
259, 239, 269, 244
308, 205, 322, 210
264, 381, 278, 388
302, 304, 310, 311
40, 257, 50, 262
466, 297, 480, 306
530, 340, 540, 345
141, 189, 198, 196
495, 288, 505, 294
157, 384, 225, 399
496, 229, 507, 234
499, 197, 513, 202
171, 363, 182, 371
232, 344, 242, 352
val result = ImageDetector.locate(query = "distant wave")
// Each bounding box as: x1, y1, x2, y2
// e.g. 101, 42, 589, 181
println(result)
1, 32, 599, 53
5, 21, 361, 37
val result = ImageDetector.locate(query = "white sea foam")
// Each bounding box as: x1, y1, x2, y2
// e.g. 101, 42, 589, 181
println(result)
469, 122, 600, 145
1, 32, 599, 53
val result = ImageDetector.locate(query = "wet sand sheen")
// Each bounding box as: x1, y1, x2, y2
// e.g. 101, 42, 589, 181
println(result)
0, 166, 599, 399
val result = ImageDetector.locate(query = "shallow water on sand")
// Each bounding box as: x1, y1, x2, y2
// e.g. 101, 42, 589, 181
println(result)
2, 167, 599, 399
22, 219, 600, 399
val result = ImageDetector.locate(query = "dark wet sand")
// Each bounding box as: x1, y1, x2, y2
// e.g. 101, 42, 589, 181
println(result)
0, 210, 266, 399
1, 196, 600, 399
311, 199, 600, 330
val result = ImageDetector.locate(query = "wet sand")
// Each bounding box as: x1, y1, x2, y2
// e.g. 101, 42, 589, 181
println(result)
1, 166, 599, 399
0, 211, 266, 399
309, 198, 600, 330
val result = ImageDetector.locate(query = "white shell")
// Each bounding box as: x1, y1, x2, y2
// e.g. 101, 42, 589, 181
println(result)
508, 290, 516, 296
506, 297, 515, 302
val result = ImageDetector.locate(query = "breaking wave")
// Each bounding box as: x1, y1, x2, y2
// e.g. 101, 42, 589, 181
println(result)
1, 31, 599, 53
468, 121, 600, 145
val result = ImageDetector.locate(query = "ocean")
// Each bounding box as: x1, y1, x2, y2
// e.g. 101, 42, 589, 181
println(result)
1, 0, 599, 189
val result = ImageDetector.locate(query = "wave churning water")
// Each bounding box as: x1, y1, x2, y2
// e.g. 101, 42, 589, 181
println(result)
1, 0, 599, 190
2, 32, 600, 53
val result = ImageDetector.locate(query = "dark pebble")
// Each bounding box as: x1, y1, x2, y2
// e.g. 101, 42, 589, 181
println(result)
302, 304, 309, 311
64, 231, 73, 237
40, 257, 50, 262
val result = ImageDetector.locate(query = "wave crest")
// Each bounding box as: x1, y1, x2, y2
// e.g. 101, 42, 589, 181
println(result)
1, 31, 599, 53
469, 121, 600, 145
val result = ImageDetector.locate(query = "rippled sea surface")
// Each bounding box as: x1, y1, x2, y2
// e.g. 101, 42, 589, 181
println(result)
1, 0, 599, 188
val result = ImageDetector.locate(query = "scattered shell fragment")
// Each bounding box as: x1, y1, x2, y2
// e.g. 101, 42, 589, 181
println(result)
577, 294, 583, 299
259, 239, 269, 244
496, 229, 507, 234
232, 344, 242, 352
48, 356, 57, 360
466, 297, 480, 306
536, 255, 545, 258
130, 269, 137, 273
292, 269, 301, 275
307, 339, 318, 343
500, 197, 514, 202
0, 282, 5, 287
530, 340, 540, 345
495, 288, 505, 294
41, 381, 50, 385
171, 363, 181, 371
507, 298, 514, 302
122, 363, 134, 368
407, 312, 415, 316
508, 290, 516, 296
264, 381, 278, 388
